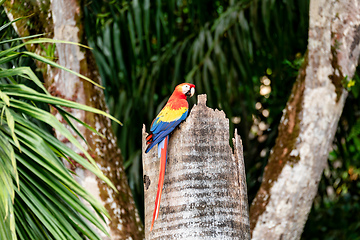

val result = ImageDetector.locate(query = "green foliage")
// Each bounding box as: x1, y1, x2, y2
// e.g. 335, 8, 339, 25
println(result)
84, 0, 360, 238
83, 0, 309, 221
0, 14, 117, 240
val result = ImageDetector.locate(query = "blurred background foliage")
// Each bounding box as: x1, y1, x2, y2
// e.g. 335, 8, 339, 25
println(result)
4, 0, 359, 238
82, 0, 309, 220
82, 0, 360, 238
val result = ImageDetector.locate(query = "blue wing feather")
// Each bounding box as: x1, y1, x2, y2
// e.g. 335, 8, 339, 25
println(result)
146, 110, 188, 153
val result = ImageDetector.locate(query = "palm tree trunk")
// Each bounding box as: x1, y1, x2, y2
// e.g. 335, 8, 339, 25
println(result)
142, 94, 250, 239
249, 0, 360, 239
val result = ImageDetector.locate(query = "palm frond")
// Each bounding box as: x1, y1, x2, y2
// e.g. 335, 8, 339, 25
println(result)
0, 18, 119, 240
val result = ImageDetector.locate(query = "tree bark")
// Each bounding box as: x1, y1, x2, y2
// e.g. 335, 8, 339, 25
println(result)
249, 0, 360, 239
5, 1, 144, 239
142, 94, 250, 240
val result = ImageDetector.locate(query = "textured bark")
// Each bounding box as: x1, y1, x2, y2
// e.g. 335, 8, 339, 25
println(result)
250, 1, 360, 239
5, 1, 144, 239
142, 94, 250, 240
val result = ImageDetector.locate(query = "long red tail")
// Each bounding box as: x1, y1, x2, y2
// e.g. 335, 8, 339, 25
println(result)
150, 135, 168, 231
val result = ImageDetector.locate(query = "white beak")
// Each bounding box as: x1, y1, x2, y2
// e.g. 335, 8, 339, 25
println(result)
190, 87, 195, 97
190, 88, 195, 97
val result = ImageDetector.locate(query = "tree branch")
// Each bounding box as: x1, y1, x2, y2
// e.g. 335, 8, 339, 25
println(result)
250, 0, 360, 239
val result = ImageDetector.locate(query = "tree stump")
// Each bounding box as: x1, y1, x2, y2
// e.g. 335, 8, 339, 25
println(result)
142, 94, 250, 239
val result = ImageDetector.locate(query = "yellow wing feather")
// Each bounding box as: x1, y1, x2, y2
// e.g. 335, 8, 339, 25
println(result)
155, 106, 187, 123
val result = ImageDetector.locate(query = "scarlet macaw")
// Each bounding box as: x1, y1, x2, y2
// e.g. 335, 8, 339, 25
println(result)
146, 83, 195, 231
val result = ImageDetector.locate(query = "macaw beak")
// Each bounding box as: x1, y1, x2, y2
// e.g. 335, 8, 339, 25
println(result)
186, 87, 195, 97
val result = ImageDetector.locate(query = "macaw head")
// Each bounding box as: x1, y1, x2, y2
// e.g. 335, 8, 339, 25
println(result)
176, 83, 195, 98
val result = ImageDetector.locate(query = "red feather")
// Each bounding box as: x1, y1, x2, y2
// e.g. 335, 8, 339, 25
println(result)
146, 133, 153, 144
150, 135, 168, 231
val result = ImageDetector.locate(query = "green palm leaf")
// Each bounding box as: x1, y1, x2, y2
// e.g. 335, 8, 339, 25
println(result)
0, 18, 119, 240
